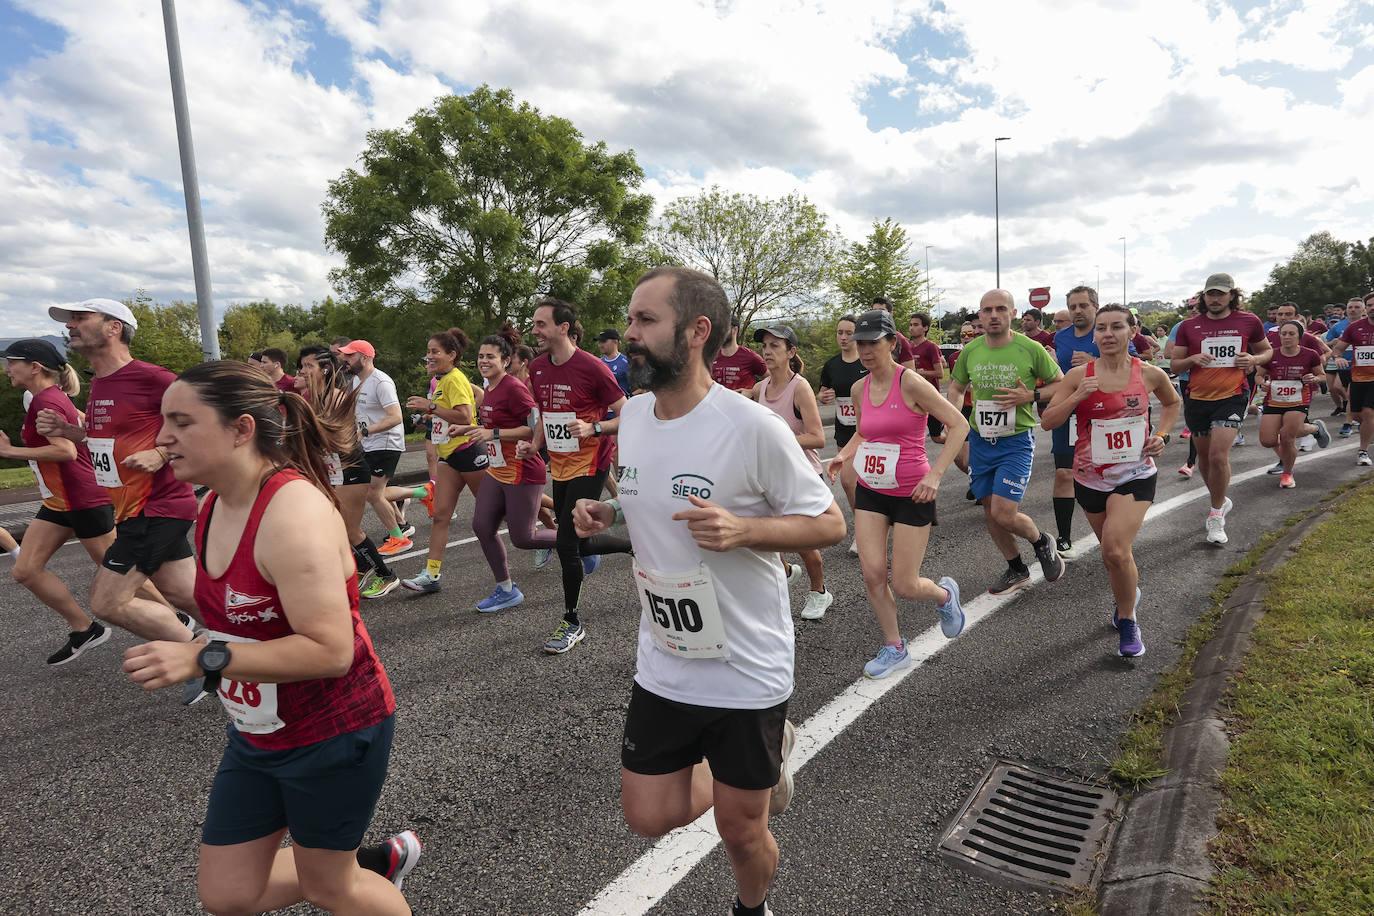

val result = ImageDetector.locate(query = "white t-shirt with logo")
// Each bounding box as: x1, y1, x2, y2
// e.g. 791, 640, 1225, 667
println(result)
617, 383, 835, 709
351, 369, 405, 452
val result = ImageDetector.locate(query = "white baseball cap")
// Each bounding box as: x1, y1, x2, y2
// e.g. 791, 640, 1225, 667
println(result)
49, 297, 139, 330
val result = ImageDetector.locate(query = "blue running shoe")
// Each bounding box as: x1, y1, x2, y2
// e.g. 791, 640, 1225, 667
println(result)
863, 642, 911, 679
1313, 419, 1331, 449
582, 553, 601, 576
401, 571, 441, 594
544, 619, 586, 654
1117, 617, 1145, 657
1112, 586, 1141, 628
936, 576, 964, 638
476, 583, 524, 613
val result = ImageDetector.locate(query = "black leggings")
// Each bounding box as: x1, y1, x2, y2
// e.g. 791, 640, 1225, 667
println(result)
552, 469, 632, 613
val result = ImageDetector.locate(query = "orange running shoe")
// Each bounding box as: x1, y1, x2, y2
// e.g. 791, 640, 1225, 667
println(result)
420, 481, 435, 518
378, 535, 413, 556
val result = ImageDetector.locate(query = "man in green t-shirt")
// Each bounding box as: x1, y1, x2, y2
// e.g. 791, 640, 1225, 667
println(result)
947, 289, 1066, 595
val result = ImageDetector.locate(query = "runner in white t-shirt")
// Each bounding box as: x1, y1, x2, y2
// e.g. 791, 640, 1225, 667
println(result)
573, 266, 845, 916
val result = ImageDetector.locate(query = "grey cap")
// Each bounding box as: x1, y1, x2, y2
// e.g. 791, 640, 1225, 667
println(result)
752, 325, 798, 348
1204, 273, 1235, 293
850, 309, 897, 341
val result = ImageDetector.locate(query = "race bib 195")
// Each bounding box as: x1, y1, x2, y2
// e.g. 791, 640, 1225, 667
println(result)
854, 440, 900, 490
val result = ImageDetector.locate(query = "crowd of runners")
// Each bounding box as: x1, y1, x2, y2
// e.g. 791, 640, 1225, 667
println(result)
2, 272, 1371, 915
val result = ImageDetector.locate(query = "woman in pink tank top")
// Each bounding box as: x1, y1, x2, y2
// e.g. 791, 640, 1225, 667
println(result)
1041, 305, 1180, 659
825, 310, 972, 680
753, 325, 832, 620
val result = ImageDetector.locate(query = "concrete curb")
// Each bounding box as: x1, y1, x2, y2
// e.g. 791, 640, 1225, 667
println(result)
1096, 493, 1356, 915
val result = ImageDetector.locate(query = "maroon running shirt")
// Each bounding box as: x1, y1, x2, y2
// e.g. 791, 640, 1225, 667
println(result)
710, 345, 767, 393
24, 386, 111, 512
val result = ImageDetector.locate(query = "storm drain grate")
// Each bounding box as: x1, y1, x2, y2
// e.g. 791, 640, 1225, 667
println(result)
938, 760, 1119, 892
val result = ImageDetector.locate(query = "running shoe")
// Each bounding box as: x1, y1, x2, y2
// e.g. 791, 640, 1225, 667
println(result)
1313, 420, 1331, 449
1330, 405, 1344, 417
46, 621, 110, 666
1232, 432, 1245, 447
1205, 500, 1231, 545
936, 576, 964, 638
582, 553, 601, 576
1266, 461, 1284, 475
965, 486, 976, 501
1180, 428, 1191, 439
1177, 463, 1194, 478
399, 524, 416, 539
1359, 450, 1372, 467
544, 620, 586, 654
1056, 536, 1076, 559
1112, 586, 1141, 628
477, 583, 524, 613
863, 642, 911, 679
419, 480, 436, 517
769, 720, 797, 815
533, 548, 554, 569
382, 830, 423, 891
1116, 617, 1145, 658
1340, 422, 1354, 438
800, 590, 833, 620
401, 571, 441, 593
377, 535, 413, 557
360, 573, 400, 599
988, 566, 1031, 596
848, 538, 859, 556
181, 677, 211, 706
785, 561, 803, 585
396, 497, 412, 526
1033, 534, 1065, 583
1279, 474, 1296, 489
176, 611, 198, 636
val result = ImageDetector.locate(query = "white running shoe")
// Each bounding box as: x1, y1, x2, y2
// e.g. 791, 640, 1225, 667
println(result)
800, 590, 833, 620
1205, 513, 1228, 545
848, 538, 859, 556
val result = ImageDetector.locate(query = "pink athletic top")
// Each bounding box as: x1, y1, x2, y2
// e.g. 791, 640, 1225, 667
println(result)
754, 373, 822, 473
855, 366, 930, 496
1072, 358, 1156, 492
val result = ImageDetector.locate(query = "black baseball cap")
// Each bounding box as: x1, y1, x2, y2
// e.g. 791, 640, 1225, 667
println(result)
0, 338, 66, 370
596, 328, 620, 342
850, 309, 897, 341
752, 325, 798, 348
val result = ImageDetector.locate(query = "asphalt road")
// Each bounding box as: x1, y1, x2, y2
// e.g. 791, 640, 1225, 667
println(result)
0, 424, 1367, 915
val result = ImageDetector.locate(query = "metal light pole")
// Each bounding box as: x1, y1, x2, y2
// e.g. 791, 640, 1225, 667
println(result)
924, 245, 934, 310
994, 137, 1010, 287
1119, 236, 1126, 309
1096, 265, 1101, 291
161, 0, 219, 360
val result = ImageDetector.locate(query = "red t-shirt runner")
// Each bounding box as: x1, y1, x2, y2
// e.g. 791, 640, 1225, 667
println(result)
1265, 328, 1325, 354
1339, 319, 1374, 383
1029, 329, 1055, 351
529, 349, 623, 480
1173, 310, 1267, 401
1264, 347, 1323, 408
911, 338, 944, 376
710, 345, 767, 393
84, 360, 197, 522
478, 373, 547, 486
24, 386, 111, 512
892, 331, 916, 365
195, 470, 395, 750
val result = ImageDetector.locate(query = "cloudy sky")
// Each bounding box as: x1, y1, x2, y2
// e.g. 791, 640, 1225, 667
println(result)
2, 0, 1373, 336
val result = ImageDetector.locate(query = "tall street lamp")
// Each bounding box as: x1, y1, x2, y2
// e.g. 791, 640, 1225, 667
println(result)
1119, 236, 1127, 309
994, 137, 1011, 288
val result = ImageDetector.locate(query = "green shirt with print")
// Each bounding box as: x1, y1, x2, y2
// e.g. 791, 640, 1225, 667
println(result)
952, 332, 1061, 436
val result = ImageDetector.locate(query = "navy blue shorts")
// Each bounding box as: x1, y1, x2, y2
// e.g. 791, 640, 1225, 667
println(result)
202, 714, 394, 850
968, 430, 1035, 503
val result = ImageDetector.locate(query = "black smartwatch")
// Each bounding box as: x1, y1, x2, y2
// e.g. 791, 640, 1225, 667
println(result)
197, 640, 232, 693
1159, 433, 1171, 445
592, 421, 603, 437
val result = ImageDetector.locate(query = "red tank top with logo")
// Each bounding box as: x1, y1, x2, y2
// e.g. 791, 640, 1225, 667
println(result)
194, 469, 395, 749
1072, 358, 1156, 492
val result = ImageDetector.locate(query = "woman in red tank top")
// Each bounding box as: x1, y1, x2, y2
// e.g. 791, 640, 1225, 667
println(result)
1041, 306, 1180, 659
121, 361, 419, 914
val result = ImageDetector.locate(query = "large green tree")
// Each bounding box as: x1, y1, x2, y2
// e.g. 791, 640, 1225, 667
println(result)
654, 187, 838, 330
832, 217, 924, 320
1251, 232, 1374, 312
322, 85, 652, 336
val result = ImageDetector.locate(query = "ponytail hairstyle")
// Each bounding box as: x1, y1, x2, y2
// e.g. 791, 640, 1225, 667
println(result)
174, 361, 355, 506
430, 327, 471, 368
296, 345, 361, 449
57, 363, 82, 397
497, 322, 523, 351
789, 350, 804, 375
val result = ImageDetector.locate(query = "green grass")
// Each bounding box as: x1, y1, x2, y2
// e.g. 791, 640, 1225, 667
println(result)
0, 466, 36, 490
1205, 483, 1374, 915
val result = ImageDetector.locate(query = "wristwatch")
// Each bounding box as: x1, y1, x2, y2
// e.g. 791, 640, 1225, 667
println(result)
427, 400, 437, 413
493, 428, 501, 441
197, 640, 232, 693
1159, 433, 1171, 445
592, 421, 603, 437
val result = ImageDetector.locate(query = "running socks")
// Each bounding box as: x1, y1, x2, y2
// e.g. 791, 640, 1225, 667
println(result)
1053, 497, 1075, 542
356, 536, 395, 579
356, 843, 388, 875
388, 526, 404, 539
563, 609, 580, 626
411, 485, 429, 499
425, 558, 442, 580
1008, 556, 1029, 575
733, 897, 768, 916
6, 546, 17, 560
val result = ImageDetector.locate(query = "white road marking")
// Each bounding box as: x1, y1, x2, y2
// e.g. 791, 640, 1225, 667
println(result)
578, 440, 1359, 915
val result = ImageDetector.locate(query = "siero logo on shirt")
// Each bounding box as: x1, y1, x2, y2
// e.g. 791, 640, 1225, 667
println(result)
619, 465, 639, 496
670, 473, 714, 501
